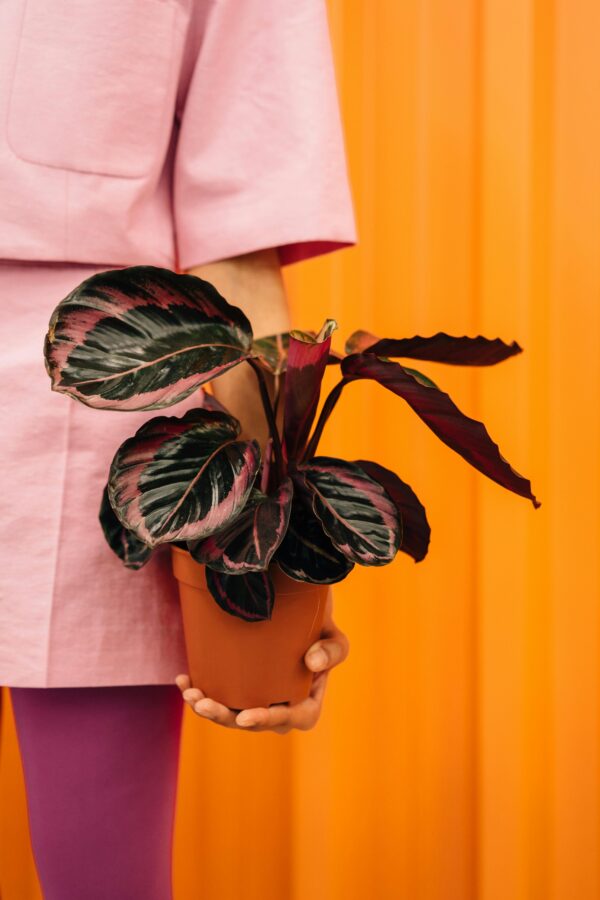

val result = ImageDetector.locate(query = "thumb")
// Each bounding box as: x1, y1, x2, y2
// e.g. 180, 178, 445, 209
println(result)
305, 627, 350, 673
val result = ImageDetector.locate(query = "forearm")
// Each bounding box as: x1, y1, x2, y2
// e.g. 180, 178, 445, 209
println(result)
186, 247, 290, 337
185, 248, 290, 445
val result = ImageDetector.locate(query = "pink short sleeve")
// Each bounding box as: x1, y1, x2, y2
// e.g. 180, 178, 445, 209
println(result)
173, 0, 357, 270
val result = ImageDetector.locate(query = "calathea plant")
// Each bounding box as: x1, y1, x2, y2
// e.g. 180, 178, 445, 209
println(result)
44, 266, 540, 622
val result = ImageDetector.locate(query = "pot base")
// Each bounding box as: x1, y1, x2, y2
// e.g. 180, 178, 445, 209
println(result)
171, 547, 329, 710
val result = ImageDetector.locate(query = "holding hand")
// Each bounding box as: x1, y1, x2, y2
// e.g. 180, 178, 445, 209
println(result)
175, 592, 349, 734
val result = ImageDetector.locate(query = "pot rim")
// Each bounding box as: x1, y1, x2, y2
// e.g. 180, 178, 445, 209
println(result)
170, 544, 332, 596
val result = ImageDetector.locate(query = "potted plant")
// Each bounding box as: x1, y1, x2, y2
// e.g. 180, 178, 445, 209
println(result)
44, 265, 540, 709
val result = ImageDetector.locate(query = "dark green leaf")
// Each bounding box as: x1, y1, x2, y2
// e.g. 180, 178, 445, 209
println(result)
353, 460, 430, 562
45, 265, 253, 411
301, 458, 400, 565
189, 478, 293, 573
108, 408, 260, 547
275, 487, 354, 584
205, 568, 274, 622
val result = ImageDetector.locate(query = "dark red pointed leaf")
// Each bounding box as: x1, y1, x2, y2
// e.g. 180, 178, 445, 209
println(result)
345, 330, 522, 364
275, 487, 354, 584
45, 265, 254, 411
354, 460, 430, 562
189, 478, 293, 573
205, 568, 274, 621
301, 457, 400, 565
342, 354, 541, 508
99, 484, 153, 569
108, 408, 260, 547
282, 320, 337, 462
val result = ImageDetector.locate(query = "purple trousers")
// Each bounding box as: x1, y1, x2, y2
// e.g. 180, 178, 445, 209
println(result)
10, 684, 184, 900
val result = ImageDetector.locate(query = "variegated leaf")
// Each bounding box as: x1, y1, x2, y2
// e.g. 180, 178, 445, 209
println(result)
99, 484, 153, 569
301, 458, 400, 565
275, 488, 354, 584
205, 568, 275, 622
188, 478, 293, 573
45, 265, 253, 411
108, 408, 260, 547
353, 460, 430, 562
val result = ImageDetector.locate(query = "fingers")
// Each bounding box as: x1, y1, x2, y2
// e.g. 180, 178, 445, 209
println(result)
175, 674, 190, 692
304, 621, 350, 674
236, 671, 330, 734
174, 649, 336, 734
192, 697, 240, 727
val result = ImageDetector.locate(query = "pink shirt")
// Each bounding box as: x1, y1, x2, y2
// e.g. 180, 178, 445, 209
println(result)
1, 0, 356, 269
0, 1, 356, 686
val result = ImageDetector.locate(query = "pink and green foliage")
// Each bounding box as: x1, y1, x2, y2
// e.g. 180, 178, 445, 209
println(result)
44, 266, 540, 621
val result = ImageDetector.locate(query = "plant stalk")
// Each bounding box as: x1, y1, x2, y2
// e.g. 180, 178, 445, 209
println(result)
248, 360, 285, 479
303, 378, 348, 462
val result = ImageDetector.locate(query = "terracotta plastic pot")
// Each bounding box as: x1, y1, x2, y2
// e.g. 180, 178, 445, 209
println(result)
171, 546, 329, 710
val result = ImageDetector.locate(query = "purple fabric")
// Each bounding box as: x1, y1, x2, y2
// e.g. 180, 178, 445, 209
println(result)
10, 684, 184, 900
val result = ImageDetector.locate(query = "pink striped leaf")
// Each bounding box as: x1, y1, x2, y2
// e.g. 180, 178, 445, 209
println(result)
188, 478, 293, 574
341, 354, 541, 508
275, 486, 354, 584
283, 320, 337, 462
300, 458, 400, 566
345, 330, 522, 364
205, 568, 275, 622
44, 265, 254, 411
107, 408, 260, 547
99, 484, 153, 570
353, 460, 430, 562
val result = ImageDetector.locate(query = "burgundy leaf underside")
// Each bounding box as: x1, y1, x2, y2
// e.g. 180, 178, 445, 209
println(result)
341, 354, 540, 508
283, 333, 333, 463
345, 330, 522, 365
354, 459, 430, 562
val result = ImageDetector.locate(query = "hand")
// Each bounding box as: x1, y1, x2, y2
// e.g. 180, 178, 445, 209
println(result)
174, 593, 349, 734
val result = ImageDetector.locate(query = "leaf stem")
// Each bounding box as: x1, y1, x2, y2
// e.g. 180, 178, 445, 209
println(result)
303, 378, 348, 462
248, 360, 285, 479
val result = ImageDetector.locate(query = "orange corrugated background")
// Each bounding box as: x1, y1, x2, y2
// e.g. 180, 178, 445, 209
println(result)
1, 1, 599, 897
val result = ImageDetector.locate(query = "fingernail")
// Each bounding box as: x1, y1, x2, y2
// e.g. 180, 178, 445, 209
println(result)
307, 649, 327, 670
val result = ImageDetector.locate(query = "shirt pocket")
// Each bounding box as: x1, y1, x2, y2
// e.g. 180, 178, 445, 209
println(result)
7, 0, 178, 179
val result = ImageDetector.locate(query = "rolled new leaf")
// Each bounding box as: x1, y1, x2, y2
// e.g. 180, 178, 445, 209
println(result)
253, 331, 342, 376
205, 568, 275, 622
353, 460, 430, 562
108, 408, 260, 547
345, 330, 522, 364
276, 489, 354, 584
99, 484, 153, 569
189, 478, 293, 574
282, 320, 337, 462
301, 457, 400, 566
342, 354, 541, 508
45, 265, 253, 411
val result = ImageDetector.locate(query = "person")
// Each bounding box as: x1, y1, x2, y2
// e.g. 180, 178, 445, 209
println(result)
0, 1, 356, 896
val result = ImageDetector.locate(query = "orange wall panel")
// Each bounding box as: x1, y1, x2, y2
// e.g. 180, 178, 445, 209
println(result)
2, 2, 598, 898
